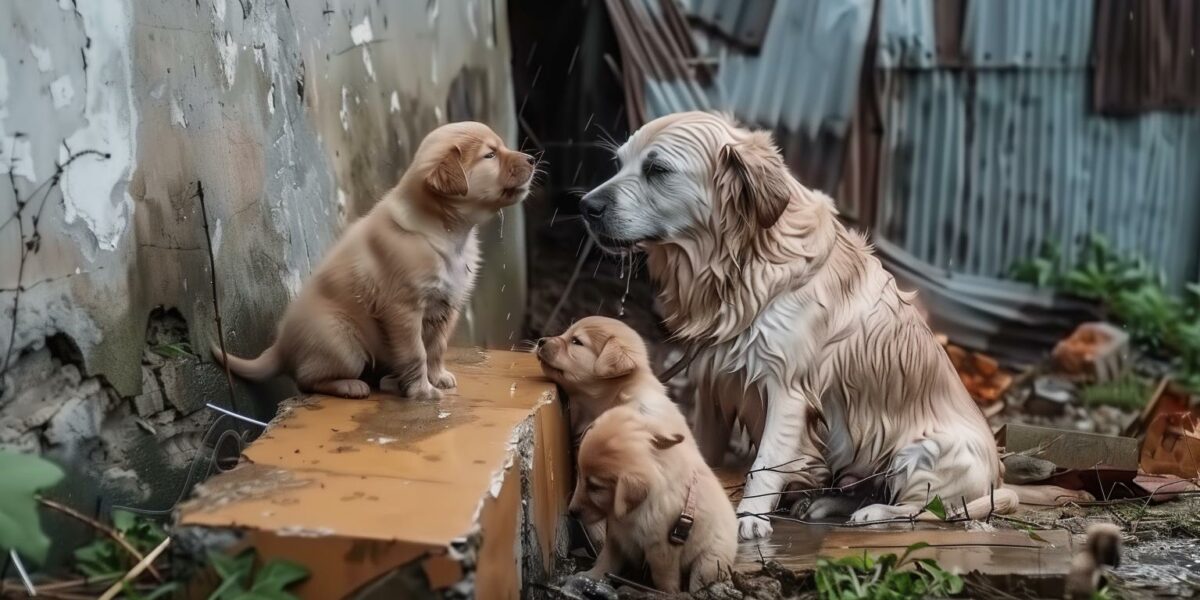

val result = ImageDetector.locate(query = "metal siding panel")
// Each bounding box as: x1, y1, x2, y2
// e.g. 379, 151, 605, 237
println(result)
878, 0, 939, 69
876, 69, 1200, 288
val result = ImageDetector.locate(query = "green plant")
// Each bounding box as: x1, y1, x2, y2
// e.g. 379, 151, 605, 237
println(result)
208, 549, 309, 600
74, 510, 169, 578
1008, 241, 1062, 288
150, 342, 196, 359
1080, 374, 1153, 411
813, 542, 964, 600
1060, 235, 1157, 302
1111, 285, 1179, 350
0, 451, 64, 564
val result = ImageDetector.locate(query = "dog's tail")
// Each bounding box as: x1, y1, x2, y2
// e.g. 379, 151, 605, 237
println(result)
210, 342, 281, 381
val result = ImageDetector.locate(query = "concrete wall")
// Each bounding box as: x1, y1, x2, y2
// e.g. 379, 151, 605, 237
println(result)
0, 0, 523, 563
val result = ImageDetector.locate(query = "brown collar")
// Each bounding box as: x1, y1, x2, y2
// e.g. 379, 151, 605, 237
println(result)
669, 470, 699, 545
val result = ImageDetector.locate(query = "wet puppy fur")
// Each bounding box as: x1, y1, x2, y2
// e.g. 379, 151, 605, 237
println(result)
536, 316, 689, 443
213, 122, 535, 399
570, 405, 737, 593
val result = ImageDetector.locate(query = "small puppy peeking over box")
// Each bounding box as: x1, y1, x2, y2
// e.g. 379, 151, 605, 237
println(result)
212, 122, 534, 399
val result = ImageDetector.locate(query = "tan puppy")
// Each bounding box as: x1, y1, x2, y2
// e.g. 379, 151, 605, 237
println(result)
570, 405, 737, 593
214, 122, 534, 399
536, 316, 687, 442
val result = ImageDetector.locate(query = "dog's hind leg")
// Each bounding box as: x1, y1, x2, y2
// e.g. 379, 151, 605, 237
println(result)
293, 315, 371, 399
849, 432, 1008, 524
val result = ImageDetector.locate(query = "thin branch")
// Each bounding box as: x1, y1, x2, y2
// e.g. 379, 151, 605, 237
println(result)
195, 181, 238, 407
37, 498, 164, 582
97, 538, 171, 600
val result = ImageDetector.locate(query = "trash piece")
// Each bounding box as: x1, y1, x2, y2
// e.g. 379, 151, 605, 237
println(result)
1040, 468, 1139, 501
1133, 474, 1200, 502
1139, 412, 1200, 479
1124, 378, 1197, 437
997, 423, 1140, 472
940, 338, 1012, 406
1003, 453, 1057, 484
1027, 376, 1076, 417
1052, 322, 1130, 381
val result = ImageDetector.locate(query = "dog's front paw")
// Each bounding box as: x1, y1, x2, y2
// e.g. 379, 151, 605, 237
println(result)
849, 503, 912, 524
737, 514, 773, 540
429, 368, 457, 390
404, 380, 443, 401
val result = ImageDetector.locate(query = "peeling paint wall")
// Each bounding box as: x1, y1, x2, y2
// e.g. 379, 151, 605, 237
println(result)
0, 0, 522, 564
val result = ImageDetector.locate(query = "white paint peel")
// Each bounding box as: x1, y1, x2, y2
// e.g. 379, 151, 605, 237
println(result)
1, 137, 36, 182
267, 83, 275, 114
212, 0, 227, 23
211, 218, 223, 255
339, 86, 349, 131
361, 48, 375, 81
216, 31, 237, 88
389, 91, 400, 113
50, 76, 74, 109
349, 17, 373, 46
59, 0, 138, 252
169, 96, 186, 128
30, 45, 53, 72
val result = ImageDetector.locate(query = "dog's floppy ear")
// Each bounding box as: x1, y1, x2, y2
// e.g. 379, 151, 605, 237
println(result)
612, 473, 648, 518
715, 130, 791, 229
651, 431, 685, 450
425, 144, 469, 197
594, 336, 636, 379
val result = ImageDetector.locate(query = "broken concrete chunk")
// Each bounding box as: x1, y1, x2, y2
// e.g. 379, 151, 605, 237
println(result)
1027, 375, 1076, 417
45, 394, 104, 446
1052, 322, 1130, 381
997, 423, 1140, 471
1002, 453, 1058, 484
133, 366, 166, 416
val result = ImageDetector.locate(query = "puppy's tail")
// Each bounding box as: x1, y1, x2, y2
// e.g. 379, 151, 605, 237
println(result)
210, 342, 281, 381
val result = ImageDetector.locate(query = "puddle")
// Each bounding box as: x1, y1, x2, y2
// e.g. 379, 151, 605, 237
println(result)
333, 397, 477, 451
1116, 538, 1200, 597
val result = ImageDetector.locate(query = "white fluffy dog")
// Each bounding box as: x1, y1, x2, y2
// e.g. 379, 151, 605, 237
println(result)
579, 112, 1088, 539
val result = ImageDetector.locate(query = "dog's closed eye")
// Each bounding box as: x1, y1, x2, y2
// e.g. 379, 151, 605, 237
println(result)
571, 336, 585, 346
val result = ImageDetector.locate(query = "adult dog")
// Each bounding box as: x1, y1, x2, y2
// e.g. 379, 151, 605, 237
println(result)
579, 112, 1086, 539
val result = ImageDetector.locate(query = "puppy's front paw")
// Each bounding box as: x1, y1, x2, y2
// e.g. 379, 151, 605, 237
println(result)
849, 503, 911, 524
404, 380, 443, 401
737, 514, 773, 540
429, 368, 457, 390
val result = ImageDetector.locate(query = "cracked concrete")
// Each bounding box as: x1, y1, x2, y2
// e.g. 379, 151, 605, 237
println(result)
2, 0, 523, 569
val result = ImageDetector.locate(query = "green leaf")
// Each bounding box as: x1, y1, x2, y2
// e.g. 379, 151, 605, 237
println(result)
250, 559, 309, 593
0, 452, 64, 564
922, 496, 948, 521
151, 342, 196, 359
895, 542, 930, 567
112, 509, 138, 533
141, 582, 182, 600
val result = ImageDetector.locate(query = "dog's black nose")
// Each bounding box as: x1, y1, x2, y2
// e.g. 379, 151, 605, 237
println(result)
535, 338, 545, 349
580, 196, 607, 220
568, 507, 582, 519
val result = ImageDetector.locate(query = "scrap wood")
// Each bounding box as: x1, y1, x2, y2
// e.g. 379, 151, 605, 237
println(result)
1133, 474, 1200, 502
1124, 378, 1196, 437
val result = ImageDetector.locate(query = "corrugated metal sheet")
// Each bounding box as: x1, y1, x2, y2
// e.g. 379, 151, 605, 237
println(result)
874, 68, 1200, 288
879, 0, 1094, 68
686, 0, 776, 51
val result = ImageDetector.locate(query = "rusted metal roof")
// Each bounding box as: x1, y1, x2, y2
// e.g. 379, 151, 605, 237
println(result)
1092, 0, 1200, 114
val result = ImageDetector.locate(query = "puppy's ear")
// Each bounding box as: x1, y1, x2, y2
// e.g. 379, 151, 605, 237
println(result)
651, 431, 685, 450
612, 474, 648, 518
594, 337, 636, 379
715, 130, 791, 229
426, 145, 468, 197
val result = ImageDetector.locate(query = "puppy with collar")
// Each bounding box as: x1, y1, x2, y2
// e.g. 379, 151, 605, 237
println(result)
570, 405, 737, 593
214, 122, 534, 399
536, 316, 687, 443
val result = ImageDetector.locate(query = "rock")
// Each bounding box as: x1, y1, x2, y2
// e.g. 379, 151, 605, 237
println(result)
45, 392, 104, 446
1053, 322, 1130, 381
133, 366, 165, 416
1003, 453, 1057, 484
1028, 376, 1076, 417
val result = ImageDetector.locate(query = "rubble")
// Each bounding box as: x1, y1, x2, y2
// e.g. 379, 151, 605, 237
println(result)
1052, 322, 1130, 381
1140, 412, 1200, 479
